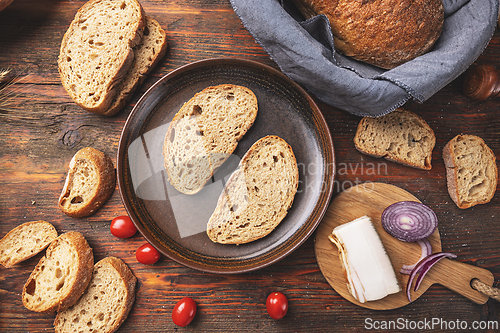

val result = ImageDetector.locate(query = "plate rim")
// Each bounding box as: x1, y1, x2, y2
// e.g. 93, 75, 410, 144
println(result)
117, 57, 335, 274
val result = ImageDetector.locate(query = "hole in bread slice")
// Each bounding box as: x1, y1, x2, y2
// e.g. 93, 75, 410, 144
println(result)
71, 196, 84, 204
56, 279, 65, 291
193, 105, 202, 115
25, 279, 36, 296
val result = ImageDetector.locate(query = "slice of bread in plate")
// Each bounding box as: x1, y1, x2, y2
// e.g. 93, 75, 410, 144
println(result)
443, 134, 498, 209
353, 108, 436, 170
104, 16, 168, 116
54, 256, 136, 333
207, 135, 299, 244
22, 231, 94, 313
59, 147, 116, 218
0, 221, 58, 268
163, 84, 258, 195
58, 0, 146, 114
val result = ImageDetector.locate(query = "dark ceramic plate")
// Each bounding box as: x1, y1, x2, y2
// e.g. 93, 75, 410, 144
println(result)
117, 58, 335, 273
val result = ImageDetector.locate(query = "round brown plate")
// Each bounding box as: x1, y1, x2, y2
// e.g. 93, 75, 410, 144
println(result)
117, 58, 335, 274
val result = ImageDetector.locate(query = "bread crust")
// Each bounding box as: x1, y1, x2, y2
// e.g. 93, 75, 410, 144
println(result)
0, 0, 14, 12
22, 231, 94, 313
292, 0, 444, 69
104, 17, 168, 116
58, 0, 146, 114
54, 257, 136, 333
59, 147, 116, 218
0, 221, 58, 268
443, 134, 498, 209
353, 108, 435, 170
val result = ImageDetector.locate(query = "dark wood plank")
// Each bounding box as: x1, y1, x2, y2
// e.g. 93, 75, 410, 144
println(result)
1, 0, 499, 332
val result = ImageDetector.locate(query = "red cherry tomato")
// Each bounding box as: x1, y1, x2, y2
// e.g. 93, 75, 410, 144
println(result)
266, 291, 288, 320
110, 215, 137, 238
136, 243, 160, 265
172, 297, 197, 327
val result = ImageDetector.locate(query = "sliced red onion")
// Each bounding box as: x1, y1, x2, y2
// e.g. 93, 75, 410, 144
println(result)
413, 253, 457, 292
400, 238, 432, 275
382, 201, 438, 242
406, 252, 457, 302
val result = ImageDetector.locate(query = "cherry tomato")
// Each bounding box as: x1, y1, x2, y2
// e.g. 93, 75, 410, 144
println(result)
136, 243, 160, 265
172, 297, 197, 327
266, 291, 288, 320
110, 215, 137, 238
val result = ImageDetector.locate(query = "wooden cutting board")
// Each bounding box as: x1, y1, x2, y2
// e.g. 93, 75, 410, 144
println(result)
315, 182, 494, 310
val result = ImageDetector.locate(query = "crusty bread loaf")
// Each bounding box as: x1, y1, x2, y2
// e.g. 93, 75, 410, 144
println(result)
104, 16, 168, 116
22, 231, 94, 313
58, 0, 146, 114
59, 147, 116, 218
0, 221, 58, 268
163, 84, 258, 195
291, 0, 444, 69
54, 257, 136, 333
353, 108, 436, 170
207, 135, 299, 244
443, 134, 498, 209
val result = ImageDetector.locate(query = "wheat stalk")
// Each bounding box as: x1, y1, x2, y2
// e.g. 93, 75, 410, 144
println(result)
0, 68, 10, 82
0, 68, 31, 111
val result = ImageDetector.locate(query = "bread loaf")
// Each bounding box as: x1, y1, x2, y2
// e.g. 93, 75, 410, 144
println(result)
207, 135, 299, 244
104, 16, 168, 116
353, 108, 436, 170
59, 147, 116, 218
443, 134, 498, 209
0, 221, 58, 268
163, 84, 258, 195
22, 231, 94, 313
54, 257, 136, 333
58, 0, 146, 114
291, 0, 444, 69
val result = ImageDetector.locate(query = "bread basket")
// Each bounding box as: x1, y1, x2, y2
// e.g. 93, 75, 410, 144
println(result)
230, 0, 499, 116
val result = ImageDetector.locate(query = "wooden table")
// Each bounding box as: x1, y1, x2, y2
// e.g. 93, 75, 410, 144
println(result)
1, 1, 499, 332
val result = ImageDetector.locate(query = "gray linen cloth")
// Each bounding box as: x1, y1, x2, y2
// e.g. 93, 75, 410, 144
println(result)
230, 0, 498, 116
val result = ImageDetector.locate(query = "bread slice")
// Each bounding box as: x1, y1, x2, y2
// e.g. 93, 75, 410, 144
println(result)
0, 221, 58, 268
22, 231, 94, 313
59, 147, 116, 218
104, 16, 168, 116
58, 0, 146, 114
54, 257, 136, 333
163, 84, 258, 195
443, 134, 498, 209
207, 135, 299, 244
353, 108, 436, 170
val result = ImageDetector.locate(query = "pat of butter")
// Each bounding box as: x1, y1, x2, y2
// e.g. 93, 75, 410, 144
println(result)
329, 215, 401, 303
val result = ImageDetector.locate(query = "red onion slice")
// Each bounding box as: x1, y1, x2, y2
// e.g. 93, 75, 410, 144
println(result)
413, 253, 457, 292
382, 201, 438, 242
406, 252, 457, 302
400, 238, 432, 274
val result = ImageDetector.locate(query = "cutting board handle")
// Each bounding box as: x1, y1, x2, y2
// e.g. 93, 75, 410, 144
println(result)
428, 258, 494, 304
